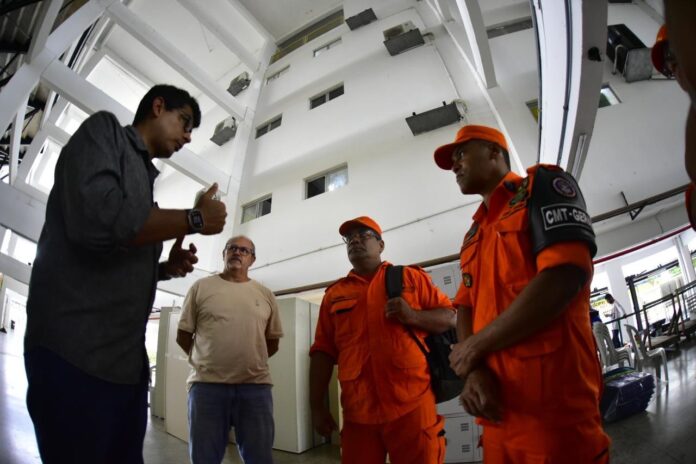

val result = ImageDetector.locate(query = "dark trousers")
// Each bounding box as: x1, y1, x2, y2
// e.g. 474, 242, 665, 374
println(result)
24, 347, 148, 464
612, 329, 622, 348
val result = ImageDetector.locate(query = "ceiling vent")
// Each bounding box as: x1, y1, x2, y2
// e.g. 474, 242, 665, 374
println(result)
210, 117, 237, 146
346, 8, 377, 30
607, 24, 652, 82
383, 21, 424, 56
227, 71, 251, 96
406, 101, 465, 136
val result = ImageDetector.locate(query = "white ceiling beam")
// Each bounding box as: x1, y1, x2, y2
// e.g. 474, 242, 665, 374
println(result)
434, 0, 454, 21
0, 0, 108, 135
531, 0, 607, 178
176, 0, 259, 71
225, 0, 274, 42
27, 0, 63, 62
0, 253, 32, 287
100, 0, 247, 120
453, 0, 497, 88
8, 97, 28, 185
40, 59, 231, 194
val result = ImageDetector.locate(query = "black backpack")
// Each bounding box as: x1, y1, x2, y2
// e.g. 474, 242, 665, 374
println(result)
385, 264, 464, 403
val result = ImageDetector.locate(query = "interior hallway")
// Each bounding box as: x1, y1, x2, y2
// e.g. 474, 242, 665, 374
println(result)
1, 326, 695, 463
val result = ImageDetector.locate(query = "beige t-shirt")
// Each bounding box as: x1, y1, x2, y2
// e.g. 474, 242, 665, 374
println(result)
179, 275, 283, 387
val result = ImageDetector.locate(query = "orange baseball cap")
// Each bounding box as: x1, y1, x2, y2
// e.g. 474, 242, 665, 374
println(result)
433, 125, 509, 170
651, 25, 671, 77
339, 216, 382, 237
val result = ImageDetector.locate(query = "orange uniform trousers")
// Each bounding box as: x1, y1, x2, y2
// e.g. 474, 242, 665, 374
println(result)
341, 396, 445, 464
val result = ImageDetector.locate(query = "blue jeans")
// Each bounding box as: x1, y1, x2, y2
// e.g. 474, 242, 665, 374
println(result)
188, 383, 274, 464
25, 347, 148, 464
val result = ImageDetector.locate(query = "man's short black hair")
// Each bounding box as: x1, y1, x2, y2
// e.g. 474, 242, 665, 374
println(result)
133, 84, 201, 128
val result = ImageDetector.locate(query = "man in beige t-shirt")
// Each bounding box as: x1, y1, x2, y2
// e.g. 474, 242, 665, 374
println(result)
177, 235, 283, 464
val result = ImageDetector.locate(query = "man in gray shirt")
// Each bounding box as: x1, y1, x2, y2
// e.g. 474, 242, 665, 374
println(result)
24, 84, 227, 464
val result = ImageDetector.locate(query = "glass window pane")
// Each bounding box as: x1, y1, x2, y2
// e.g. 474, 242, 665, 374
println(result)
260, 198, 272, 216
307, 176, 326, 198
256, 125, 268, 138
269, 117, 282, 131
242, 204, 257, 223
310, 95, 326, 109
327, 168, 348, 192
329, 85, 344, 100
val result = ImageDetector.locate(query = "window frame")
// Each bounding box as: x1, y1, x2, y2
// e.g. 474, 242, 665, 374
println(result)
309, 83, 345, 110
313, 37, 342, 57
265, 65, 290, 85
255, 115, 283, 139
241, 195, 273, 223
304, 164, 348, 199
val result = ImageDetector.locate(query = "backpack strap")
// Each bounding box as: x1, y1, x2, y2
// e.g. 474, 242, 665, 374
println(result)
385, 264, 404, 299
385, 264, 428, 356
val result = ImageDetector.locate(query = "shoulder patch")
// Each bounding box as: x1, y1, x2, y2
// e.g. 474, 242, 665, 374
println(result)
551, 176, 577, 198
527, 166, 597, 257
509, 177, 530, 206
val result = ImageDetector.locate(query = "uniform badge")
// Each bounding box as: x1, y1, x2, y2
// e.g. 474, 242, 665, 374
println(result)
552, 177, 577, 198
462, 273, 473, 288
509, 177, 529, 206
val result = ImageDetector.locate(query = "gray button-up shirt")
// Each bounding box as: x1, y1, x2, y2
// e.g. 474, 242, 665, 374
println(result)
25, 111, 163, 384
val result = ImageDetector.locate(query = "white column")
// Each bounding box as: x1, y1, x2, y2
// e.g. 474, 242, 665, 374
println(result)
604, 258, 639, 336
530, 0, 608, 178
453, 0, 497, 88
675, 234, 696, 285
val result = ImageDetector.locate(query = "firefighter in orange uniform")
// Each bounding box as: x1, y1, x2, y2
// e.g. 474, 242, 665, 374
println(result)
434, 125, 610, 463
651, 20, 696, 229
309, 216, 456, 464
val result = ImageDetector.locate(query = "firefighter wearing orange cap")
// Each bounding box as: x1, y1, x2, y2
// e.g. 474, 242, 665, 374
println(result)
434, 125, 610, 463
652, 18, 696, 230
309, 216, 456, 463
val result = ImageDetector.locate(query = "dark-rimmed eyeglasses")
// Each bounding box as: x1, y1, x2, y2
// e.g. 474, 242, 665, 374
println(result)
225, 244, 255, 256
342, 229, 379, 244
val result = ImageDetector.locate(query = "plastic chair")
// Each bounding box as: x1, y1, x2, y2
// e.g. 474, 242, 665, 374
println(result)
625, 324, 669, 382
592, 322, 632, 371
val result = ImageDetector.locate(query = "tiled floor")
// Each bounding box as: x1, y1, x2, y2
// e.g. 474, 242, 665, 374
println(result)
2, 325, 695, 463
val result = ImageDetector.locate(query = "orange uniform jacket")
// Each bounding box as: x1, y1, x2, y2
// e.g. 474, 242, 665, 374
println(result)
310, 261, 455, 424
453, 165, 610, 455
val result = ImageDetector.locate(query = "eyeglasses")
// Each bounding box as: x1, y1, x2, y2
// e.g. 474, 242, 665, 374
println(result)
342, 229, 379, 244
178, 111, 194, 133
225, 244, 255, 256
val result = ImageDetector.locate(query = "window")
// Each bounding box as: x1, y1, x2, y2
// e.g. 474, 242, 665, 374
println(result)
526, 84, 621, 122
599, 84, 621, 108
305, 165, 348, 199
255, 115, 282, 138
310, 84, 344, 109
270, 10, 344, 63
313, 37, 342, 57
242, 196, 272, 223
266, 66, 290, 84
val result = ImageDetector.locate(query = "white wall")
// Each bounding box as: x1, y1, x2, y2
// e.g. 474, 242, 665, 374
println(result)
236, 6, 499, 291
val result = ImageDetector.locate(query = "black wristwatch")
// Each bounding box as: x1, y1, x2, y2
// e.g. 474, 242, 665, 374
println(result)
186, 209, 204, 233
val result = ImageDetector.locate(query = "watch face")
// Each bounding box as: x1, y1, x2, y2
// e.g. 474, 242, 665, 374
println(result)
189, 210, 204, 230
